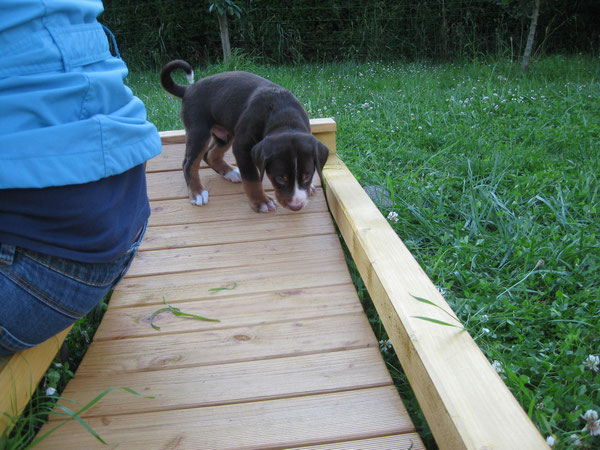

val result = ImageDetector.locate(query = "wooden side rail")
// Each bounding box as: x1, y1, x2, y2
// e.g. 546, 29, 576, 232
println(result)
321, 145, 548, 449
158, 117, 338, 150
0, 327, 71, 436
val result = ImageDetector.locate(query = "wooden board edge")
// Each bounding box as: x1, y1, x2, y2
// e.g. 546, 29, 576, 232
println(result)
158, 118, 337, 152
322, 154, 548, 450
158, 129, 186, 144
0, 327, 71, 436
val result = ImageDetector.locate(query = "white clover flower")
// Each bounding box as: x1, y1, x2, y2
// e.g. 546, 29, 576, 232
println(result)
491, 360, 504, 374
480, 314, 489, 323
482, 327, 491, 335
570, 434, 582, 446
387, 211, 399, 223
546, 435, 555, 446
45, 387, 57, 396
582, 410, 600, 436
379, 339, 393, 353
584, 354, 599, 372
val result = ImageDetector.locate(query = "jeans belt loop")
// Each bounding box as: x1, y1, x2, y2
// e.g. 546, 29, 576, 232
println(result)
0, 244, 16, 265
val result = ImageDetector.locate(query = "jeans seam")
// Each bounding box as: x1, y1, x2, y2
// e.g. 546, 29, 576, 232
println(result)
0, 327, 32, 352
0, 267, 83, 319
22, 251, 119, 287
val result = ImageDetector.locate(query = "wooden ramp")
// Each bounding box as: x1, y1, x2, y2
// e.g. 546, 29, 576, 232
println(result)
37, 120, 424, 449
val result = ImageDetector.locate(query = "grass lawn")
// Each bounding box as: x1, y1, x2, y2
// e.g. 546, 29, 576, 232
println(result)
4, 55, 598, 449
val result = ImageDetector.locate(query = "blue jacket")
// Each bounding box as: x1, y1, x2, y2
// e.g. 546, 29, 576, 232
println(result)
0, 0, 161, 189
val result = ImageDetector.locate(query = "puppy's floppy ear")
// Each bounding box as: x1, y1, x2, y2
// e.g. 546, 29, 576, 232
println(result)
314, 139, 330, 182
251, 138, 272, 181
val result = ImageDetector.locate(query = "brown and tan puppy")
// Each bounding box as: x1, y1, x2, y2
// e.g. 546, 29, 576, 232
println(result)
160, 60, 329, 212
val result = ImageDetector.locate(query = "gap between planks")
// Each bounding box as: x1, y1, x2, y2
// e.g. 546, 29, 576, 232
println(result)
147, 188, 328, 228
124, 234, 346, 278
36, 387, 416, 450
73, 312, 378, 376
140, 210, 335, 251
50, 347, 393, 419
108, 254, 353, 308
96, 283, 361, 340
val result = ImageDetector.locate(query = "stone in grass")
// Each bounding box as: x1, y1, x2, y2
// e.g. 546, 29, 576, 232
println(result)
363, 185, 394, 209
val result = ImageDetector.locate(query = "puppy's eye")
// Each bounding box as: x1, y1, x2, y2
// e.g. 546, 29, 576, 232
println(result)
300, 173, 312, 185
274, 176, 287, 185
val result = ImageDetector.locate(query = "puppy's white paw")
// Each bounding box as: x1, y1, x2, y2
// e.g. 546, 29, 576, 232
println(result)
309, 184, 316, 196
224, 168, 241, 183
190, 190, 209, 206
256, 200, 277, 213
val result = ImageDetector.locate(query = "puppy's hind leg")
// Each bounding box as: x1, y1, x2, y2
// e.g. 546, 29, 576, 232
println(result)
205, 126, 240, 183
183, 130, 211, 206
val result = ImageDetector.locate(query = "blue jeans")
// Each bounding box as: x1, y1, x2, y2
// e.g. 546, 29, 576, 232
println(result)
0, 224, 145, 356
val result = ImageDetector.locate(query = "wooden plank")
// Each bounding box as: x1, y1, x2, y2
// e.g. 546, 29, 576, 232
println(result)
145, 167, 321, 202
293, 433, 425, 449
146, 142, 186, 172
37, 387, 412, 449
322, 154, 548, 449
0, 327, 70, 435
141, 211, 334, 251
52, 348, 391, 418
158, 129, 185, 144
125, 233, 343, 278
108, 256, 352, 308
96, 284, 361, 340
148, 189, 328, 227
75, 313, 376, 376
146, 143, 236, 173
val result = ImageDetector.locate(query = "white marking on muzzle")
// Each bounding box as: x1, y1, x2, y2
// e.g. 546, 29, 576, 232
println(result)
288, 181, 308, 211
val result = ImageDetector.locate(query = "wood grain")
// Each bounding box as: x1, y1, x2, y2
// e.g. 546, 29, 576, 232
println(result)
147, 189, 328, 227
108, 255, 352, 308
126, 233, 344, 277
75, 314, 377, 376
96, 284, 361, 340
52, 348, 391, 418
37, 387, 412, 449
142, 211, 334, 250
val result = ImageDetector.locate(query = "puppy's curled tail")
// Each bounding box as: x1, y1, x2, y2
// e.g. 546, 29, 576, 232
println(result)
160, 60, 195, 98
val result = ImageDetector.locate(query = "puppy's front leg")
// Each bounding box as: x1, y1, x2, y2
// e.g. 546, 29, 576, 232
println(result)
242, 180, 276, 213
233, 121, 276, 213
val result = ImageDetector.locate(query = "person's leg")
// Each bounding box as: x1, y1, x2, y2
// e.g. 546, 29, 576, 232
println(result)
0, 228, 144, 356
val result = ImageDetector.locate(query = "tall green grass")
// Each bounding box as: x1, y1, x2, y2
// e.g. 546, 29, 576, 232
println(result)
130, 54, 599, 448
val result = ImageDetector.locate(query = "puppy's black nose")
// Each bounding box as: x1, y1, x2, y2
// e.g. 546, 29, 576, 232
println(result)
287, 203, 304, 211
